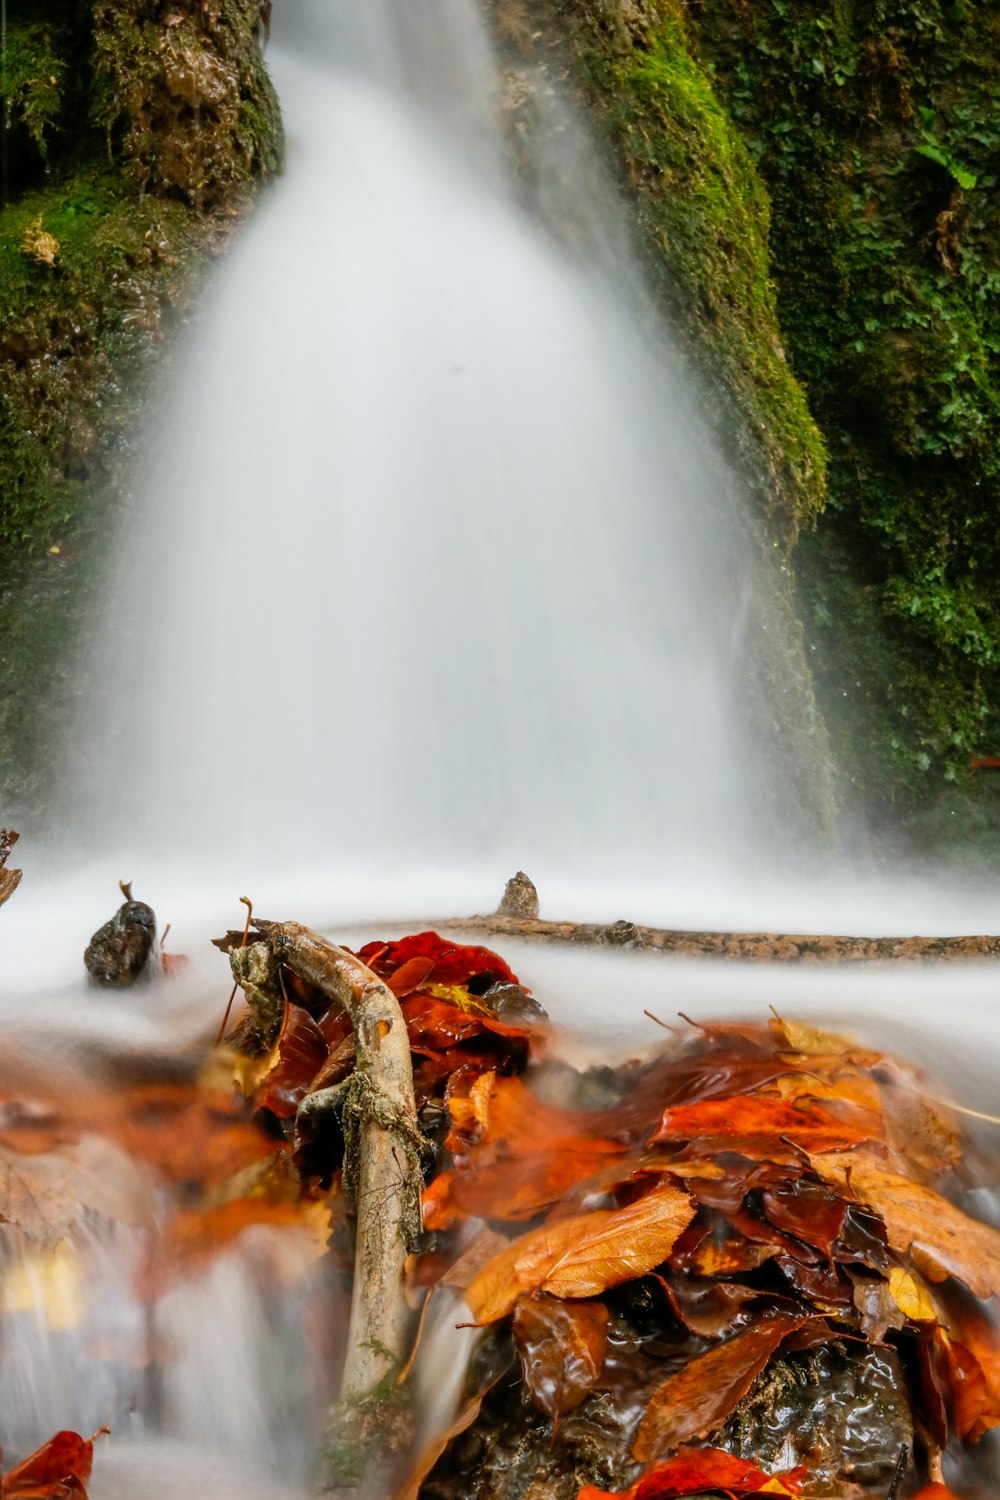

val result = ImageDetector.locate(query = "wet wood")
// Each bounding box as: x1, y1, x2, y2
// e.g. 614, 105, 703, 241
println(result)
249, 920, 421, 1399
380, 911, 1000, 964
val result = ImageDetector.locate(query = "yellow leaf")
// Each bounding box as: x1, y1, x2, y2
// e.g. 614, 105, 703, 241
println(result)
889, 1266, 937, 1323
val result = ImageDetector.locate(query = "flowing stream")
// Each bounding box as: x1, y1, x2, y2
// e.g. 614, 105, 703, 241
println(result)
4, 0, 1000, 1493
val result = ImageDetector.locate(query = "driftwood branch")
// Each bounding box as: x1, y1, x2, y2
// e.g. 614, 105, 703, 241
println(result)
250, 920, 423, 1399
390, 870, 1000, 963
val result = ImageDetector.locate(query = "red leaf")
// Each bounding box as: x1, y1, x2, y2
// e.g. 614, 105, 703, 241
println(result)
357, 932, 519, 987
256, 1006, 329, 1119
579, 1448, 806, 1499
387, 955, 438, 996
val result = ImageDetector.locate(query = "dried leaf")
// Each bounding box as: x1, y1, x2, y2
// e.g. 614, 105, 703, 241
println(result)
811, 1153, 1000, 1299
466, 1184, 695, 1324
579, 1447, 806, 1499
513, 1295, 609, 1417
0, 1147, 77, 1249
770, 1014, 857, 1057
632, 1317, 810, 1462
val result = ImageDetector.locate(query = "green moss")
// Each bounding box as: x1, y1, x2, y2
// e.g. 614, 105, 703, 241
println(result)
682, 0, 1000, 827
2, 16, 70, 161
92, 0, 282, 204
579, 8, 827, 537
492, 0, 827, 540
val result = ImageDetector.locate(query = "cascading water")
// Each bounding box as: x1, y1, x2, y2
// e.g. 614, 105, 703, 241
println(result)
69, 0, 763, 888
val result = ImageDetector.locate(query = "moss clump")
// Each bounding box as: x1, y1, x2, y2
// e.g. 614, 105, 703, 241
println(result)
92, 0, 281, 207
490, 0, 827, 542
681, 0, 1000, 835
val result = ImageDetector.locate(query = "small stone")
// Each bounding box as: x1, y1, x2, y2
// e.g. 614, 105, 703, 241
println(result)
600, 920, 637, 947
84, 886, 159, 987
497, 871, 539, 919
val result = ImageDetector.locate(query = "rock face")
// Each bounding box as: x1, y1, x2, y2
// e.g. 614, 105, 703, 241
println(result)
84, 890, 159, 987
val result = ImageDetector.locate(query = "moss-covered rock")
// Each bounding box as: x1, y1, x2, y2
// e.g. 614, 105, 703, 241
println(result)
678, 0, 1000, 839
0, 0, 279, 823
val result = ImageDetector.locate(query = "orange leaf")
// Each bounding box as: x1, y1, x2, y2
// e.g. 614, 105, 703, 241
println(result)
655, 1095, 881, 1154
579, 1447, 806, 1499
466, 1184, 695, 1324
632, 1318, 811, 1462
3, 1429, 106, 1495
911, 1488, 963, 1499
811, 1152, 1000, 1300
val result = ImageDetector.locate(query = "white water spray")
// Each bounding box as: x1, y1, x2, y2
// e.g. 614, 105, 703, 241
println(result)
70, 0, 763, 889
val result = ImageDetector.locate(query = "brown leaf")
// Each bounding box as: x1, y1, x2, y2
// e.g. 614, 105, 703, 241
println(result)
632, 1317, 810, 1462
513, 1295, 609, 1417
811, 1152, 1000, 1300
466, 1184, 695, 1324
0, 1148, 77, 1249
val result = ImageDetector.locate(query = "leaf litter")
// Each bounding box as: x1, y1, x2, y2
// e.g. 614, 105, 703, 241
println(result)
1, 905, 999, 1499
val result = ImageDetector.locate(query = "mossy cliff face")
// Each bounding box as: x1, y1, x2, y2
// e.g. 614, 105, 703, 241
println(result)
679, 0, 1000, 840
499, 0, 1000, 847
0, 0, 279, 820
490, 0, 841, 848
491, 0, 827, 544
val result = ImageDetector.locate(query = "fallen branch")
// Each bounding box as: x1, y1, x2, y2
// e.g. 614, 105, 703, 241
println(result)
385, 873, 1000, 962
248, 920, 423, 1399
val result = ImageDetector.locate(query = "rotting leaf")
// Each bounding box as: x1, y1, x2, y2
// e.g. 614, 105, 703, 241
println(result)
632, 1316, 812, 1462
513, 1294, 609, 1417
466, 1183, 695, 1324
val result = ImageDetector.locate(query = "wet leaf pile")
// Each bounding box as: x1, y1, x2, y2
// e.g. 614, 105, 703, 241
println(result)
1, 911, 999, 1499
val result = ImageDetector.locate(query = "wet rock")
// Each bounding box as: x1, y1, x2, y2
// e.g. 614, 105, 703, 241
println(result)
720, 1342, 914, 1495
84, 883, 159, 987
498, 871, 539, 919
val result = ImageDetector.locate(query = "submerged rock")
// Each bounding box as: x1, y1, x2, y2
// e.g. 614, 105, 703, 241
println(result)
84, 883, 159, 987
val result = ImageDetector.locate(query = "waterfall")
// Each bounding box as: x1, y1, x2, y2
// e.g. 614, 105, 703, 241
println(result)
67, 0, 764, 892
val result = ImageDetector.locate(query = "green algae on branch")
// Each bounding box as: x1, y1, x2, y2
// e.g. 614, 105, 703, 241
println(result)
490, 0, 828, 543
